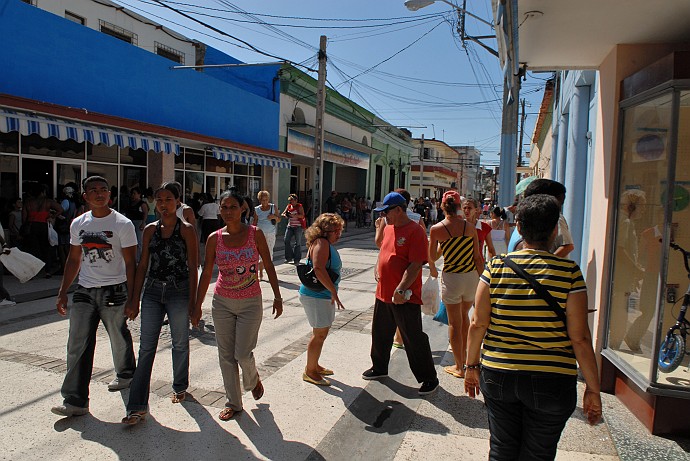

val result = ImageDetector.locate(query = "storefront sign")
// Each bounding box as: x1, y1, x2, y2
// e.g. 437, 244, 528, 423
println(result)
288, 129, 369, 169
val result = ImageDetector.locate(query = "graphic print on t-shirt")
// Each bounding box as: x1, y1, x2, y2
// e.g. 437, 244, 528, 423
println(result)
217, 247, 257, 290
79, 230, 115, 263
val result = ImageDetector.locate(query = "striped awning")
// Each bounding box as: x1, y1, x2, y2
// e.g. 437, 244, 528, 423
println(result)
211, 146, 291, 169
0, 108, 179, 155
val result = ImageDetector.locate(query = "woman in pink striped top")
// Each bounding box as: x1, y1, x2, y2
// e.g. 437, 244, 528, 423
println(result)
195, 190, 283, 421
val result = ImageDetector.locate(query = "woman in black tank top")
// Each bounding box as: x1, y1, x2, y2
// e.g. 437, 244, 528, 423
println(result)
121, 182, 199, 425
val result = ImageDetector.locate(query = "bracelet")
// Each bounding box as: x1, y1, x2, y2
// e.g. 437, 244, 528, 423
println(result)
463, 363, 481, 370
274, 297, 282, 301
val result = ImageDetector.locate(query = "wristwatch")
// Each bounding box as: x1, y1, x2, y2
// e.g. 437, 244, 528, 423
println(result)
463, 363, 481, 371
395, 289, 412, 300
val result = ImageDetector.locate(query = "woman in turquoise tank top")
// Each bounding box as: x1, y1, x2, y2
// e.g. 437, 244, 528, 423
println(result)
428, 190, 483, 379
299, 213, 345, 386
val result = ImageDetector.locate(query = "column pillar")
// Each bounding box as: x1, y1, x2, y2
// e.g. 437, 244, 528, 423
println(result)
564, 84, 590, 266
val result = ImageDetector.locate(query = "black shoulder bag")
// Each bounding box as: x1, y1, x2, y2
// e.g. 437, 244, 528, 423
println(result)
501, 255, 567, 325
296, 238, 339, 291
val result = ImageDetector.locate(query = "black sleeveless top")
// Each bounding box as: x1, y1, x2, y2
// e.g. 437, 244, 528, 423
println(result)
148, 218, 188, 282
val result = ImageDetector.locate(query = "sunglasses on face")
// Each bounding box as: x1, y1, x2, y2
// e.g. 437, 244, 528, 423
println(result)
380, 206, 400, 215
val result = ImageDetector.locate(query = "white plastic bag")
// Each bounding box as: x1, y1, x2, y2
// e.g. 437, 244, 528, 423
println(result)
0, 248, 45, 283
421, 275, 440, 315
48, 222, 59, 247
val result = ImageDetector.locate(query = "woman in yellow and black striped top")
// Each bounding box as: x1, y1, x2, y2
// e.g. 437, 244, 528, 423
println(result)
463, 194, 602, 460
429, 190, 483, 379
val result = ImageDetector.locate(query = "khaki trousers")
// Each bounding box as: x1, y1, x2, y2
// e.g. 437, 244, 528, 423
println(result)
211, 294, 263, 411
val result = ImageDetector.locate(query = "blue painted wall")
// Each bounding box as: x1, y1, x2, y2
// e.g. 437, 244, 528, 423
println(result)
203, 46, 281, 102
0, 0, 279, 149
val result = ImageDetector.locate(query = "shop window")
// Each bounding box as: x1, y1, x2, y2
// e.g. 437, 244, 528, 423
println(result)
174, 170, 184, 192
205, 155, 232, 174
608, 89, 690, 390
609, 93, 671, 371
86, 162, 118, 192
234, 164, 248, 176
87, 143, 118, 163
184, 172, 203, 205
0, 155, 19, 218
21, 134, 85, 159
185, 149, 205, 171
120, 147, 147, 166
0, 131, 19, 153
656, 90, 690, 386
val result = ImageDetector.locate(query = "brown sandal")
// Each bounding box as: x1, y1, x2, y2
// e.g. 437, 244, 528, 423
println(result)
218, 407, 242, 421
121, 411, 147, 425
171, 391, 186, 403
251, 379, 264, 401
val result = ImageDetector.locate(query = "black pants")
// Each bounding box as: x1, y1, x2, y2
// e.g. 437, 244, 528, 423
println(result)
480, 367, 577, 461
370, 299, 437, 383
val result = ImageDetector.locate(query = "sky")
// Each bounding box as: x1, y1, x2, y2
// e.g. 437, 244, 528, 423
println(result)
112, 0, 549, 169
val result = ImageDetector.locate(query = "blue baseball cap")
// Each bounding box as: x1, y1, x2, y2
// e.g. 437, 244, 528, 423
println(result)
374, 192, 407, 212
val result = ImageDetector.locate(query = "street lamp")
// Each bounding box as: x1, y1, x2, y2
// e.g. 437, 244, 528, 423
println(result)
404, 0, 494, 28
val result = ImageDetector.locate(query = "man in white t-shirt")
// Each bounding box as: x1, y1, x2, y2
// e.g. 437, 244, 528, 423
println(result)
51, 176, 138, 417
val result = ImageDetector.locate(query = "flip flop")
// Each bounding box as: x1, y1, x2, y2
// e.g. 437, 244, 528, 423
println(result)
318, 368, 334, 376
302, 373, 331, 386
444, 365, 464, 378
218, 407, 242, 421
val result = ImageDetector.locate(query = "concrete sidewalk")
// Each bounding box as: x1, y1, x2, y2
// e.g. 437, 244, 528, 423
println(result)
1, 227, 688, 460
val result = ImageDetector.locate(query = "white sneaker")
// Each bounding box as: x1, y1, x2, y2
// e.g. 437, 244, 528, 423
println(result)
51, 403, 89, 417
0, 299, 16, 306
108, 376, 133, 391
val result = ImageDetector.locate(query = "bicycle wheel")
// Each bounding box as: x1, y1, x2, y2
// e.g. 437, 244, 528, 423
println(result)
658, 333, 685, 372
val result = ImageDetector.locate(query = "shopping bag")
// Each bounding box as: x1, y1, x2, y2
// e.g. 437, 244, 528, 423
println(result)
433, 301, 449, 325
421, 275, 439, 315
48, 222, 59, 247
0, 248, 45, 283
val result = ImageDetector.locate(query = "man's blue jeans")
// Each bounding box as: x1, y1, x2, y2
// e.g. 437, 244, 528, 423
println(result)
127, 278, 190, 412
284, 226, 303, 264
61, 283, 135, 408
480, 367, 577, 461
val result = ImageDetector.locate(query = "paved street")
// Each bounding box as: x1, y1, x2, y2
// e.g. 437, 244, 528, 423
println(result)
0, 228, 687, 460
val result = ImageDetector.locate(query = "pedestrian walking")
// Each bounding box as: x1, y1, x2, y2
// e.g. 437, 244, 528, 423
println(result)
507, 179, 574, 259
51, 176, 137, 417
463, 198, 495, 261
22, 181, 62, 276
171, 181, 197, 228
428, 190, 483, 378
195, 190, 283, 421
465, 194, 602, 460
282, 193, 305, 265
489, 206, 510, 256
121, 182, 199, 425
0, 221, 15, 306
253, 190, 281, 280
364, 192, 439, 396
300, 213, 345, 386
125, 186, 148, 262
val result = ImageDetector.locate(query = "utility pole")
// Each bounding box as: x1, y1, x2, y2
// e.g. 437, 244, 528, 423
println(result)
517, 98, 526, 168
419, 134, 424, 197
312, 35, 327, 220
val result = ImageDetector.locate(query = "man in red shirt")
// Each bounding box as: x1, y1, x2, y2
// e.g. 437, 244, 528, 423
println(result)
363, 192, 439, 395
